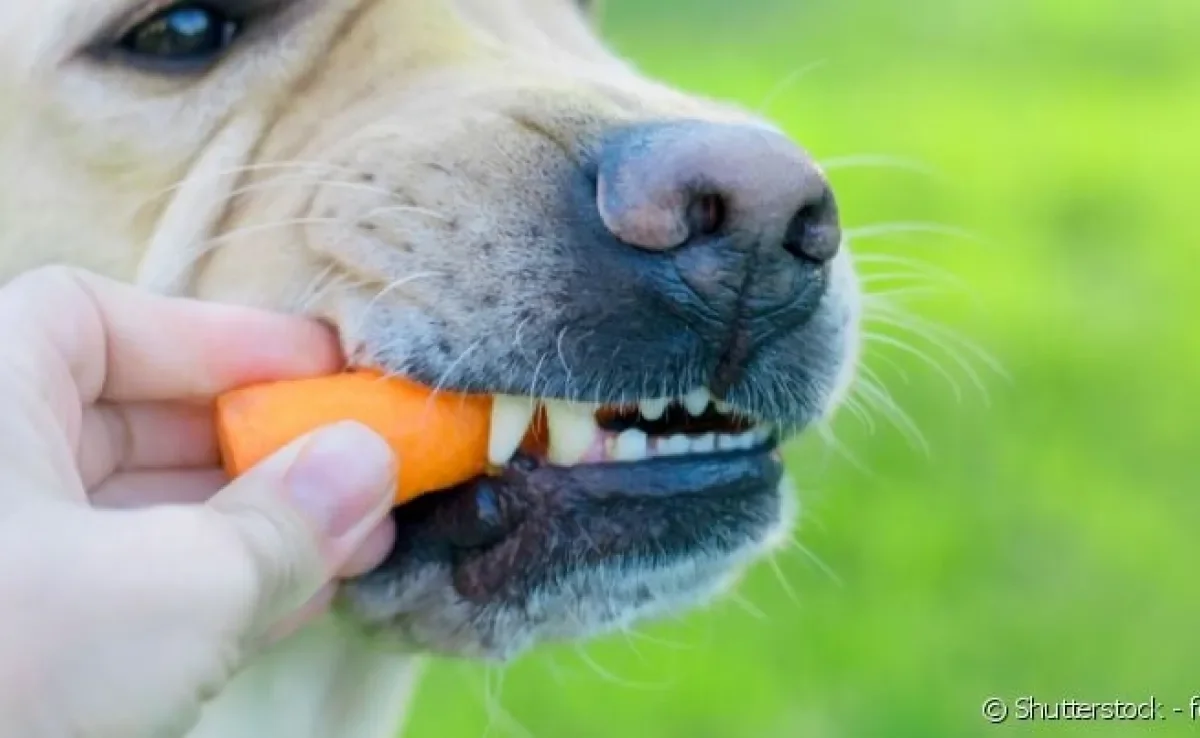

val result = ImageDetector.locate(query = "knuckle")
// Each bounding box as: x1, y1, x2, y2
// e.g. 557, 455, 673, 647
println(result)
1, 265, 95, 325
101, 404, 135, 473
8, 264, 86, 298
0, 265, 108, 394
205, 495, 325, 626
149, 505, 267, 627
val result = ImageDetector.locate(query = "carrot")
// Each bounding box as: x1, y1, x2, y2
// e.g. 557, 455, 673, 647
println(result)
215, 370, 493, 505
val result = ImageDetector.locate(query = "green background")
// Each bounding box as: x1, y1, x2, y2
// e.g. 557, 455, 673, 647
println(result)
408, 0, 1200, 735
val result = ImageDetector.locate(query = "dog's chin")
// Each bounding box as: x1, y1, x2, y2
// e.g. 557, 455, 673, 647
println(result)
336, 388, 796, 661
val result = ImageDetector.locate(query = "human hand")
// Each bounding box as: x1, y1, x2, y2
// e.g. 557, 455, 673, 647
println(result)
0, 267, 398, 737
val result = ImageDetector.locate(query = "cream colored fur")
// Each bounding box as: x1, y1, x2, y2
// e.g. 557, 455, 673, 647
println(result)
0, 2, 849, 736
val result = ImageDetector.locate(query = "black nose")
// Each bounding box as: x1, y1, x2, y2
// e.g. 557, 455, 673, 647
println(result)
596, 121, 840, 264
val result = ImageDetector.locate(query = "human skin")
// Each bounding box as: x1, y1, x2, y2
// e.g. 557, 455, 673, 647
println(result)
0, 266, 399, 738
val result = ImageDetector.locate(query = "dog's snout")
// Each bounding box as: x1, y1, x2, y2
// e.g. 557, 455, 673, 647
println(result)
588, 120, 841, 349
595, 121, 840, 263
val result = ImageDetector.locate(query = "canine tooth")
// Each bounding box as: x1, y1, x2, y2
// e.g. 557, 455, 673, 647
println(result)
683, 388, 711, 416
614, 429, 649, 461
638, 397, 669, 421
662, 434, 691, 456
715, 400, 735, 414
753, 424, 774, 444
717, 434, 740, 451
692, 433, 716, 453
488, 395, 537, 466
736, 431, 758, 449
545, 400, 598, 466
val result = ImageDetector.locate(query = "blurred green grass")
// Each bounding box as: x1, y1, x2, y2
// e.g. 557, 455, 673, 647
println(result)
406, 0, 1200, 735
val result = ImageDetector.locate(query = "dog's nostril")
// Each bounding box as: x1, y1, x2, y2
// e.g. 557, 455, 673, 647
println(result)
595, 121, 838, 261
686, 193, 727, 239
781, 188, 841, 264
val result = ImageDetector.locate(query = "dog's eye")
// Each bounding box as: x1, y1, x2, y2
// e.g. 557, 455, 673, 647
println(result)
116, 4, 241, 71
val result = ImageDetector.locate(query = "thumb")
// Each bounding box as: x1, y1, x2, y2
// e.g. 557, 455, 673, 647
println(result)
203, 420, 397, 641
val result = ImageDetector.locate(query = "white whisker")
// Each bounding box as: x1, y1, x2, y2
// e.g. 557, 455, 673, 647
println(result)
860, 271, 941, 286
870, 302, 1010, 383
217, 175, 434, 210
152, 216, 349, 291
861, 348, 912, 386
295, 265, 359, 316
854, 251, 965, 276
863, 330, 965, 403
837, 393, 877, 436
528, 351, 550, 401
350, 271, 446, 340
816, 421, 879, 480
847, 221, 984, 245
571, 646, 674, 691
293, 263, 338, 311
621, 626, 698, 652
787, 536, 845, 588
204, 216, 346, 246
864, 286, 951, 302
820, 153, 939, 178
480, 666, 536, 738
555, 326, 577, 399
538, 653, 569, 687
360, 201, 452, 222
755, 59, 830, 115
765, 552, 804, 611
726, 591, 768, 621
141, 159, 363, 207
853, 376, 930, 456
429, 338, 485, 397
867, 308, 998, 406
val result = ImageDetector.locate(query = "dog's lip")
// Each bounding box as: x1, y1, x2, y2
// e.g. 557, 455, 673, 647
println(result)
384, 440, 784, 578
339, 362, 787, 579
515, 439, 784, 496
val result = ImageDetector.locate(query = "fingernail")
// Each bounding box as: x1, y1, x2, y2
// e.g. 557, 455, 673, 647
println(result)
284, 421, 396, 539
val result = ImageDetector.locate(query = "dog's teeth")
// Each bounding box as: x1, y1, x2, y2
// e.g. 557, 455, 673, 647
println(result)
753, 425, 773, 444
545, 400, 598, 466
691, 433, 716, 453
614, 429, 649, 461
638, 397, 669, 422
683, 388, 711, 416
661, 435, 691, 456
488, 395, 536, 467
715, 400, 734, 414
710, 431, 766, 452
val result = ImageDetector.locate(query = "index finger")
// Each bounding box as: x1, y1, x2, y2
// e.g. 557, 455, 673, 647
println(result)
0, 266, 345, 405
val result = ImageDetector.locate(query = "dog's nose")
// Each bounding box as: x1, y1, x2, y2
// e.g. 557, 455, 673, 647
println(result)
596, 121, 840, 263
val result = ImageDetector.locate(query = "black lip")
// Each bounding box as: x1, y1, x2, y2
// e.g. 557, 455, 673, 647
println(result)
514, 439, 782, 500
373, 443, 785, 602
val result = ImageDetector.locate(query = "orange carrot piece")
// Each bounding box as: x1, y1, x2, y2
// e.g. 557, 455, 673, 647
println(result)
215, 370, 493, 505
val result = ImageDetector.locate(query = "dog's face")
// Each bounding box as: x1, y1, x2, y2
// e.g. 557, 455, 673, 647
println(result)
0, 0, 860, 660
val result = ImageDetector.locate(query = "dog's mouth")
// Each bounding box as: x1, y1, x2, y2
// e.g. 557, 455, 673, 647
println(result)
360, 386, 787, 607
487, 389, 778, 470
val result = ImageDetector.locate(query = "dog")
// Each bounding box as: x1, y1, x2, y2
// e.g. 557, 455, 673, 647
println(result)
0, 1, 862, 736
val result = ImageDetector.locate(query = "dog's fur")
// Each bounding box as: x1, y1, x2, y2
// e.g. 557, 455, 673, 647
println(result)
0, 2, 861, 737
